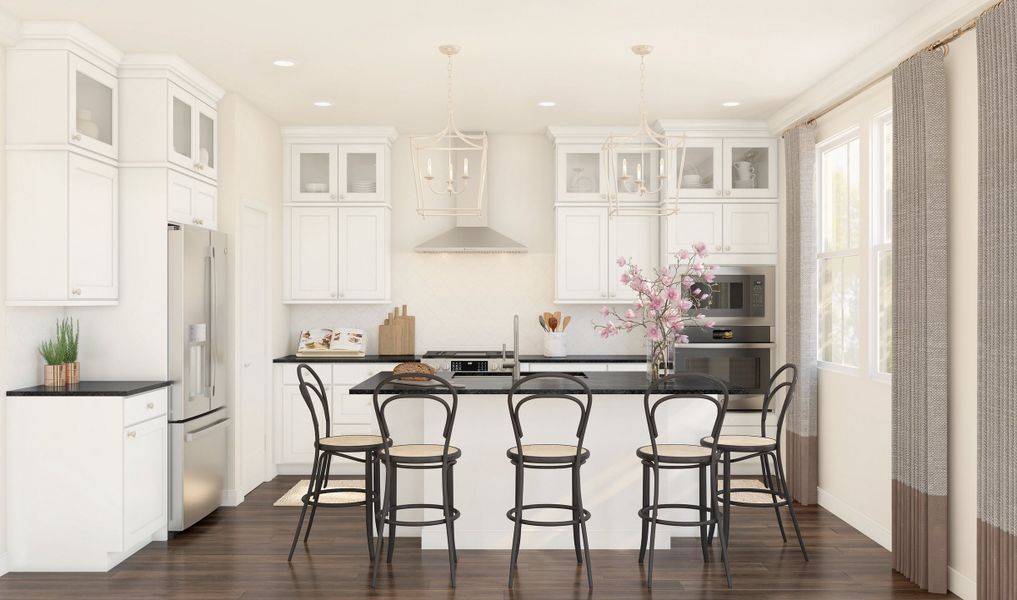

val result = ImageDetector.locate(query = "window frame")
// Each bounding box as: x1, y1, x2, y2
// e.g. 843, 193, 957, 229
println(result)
815, 126, 863, 373
870, 109, 893, 382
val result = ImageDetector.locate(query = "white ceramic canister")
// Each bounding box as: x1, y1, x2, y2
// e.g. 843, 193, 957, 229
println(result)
543, 332, 567, 358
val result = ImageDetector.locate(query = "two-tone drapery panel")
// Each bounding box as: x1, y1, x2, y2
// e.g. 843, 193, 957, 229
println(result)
891, 49, 949, 594
977, 2, 1017, 597
782, 123, 818, 506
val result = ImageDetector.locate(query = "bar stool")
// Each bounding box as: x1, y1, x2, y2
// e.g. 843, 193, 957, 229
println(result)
506, 373, 594, 589
637, 373, 732, 588
702, 363, 807, 560
371, 372, 461, 588
288, 363, 390, 562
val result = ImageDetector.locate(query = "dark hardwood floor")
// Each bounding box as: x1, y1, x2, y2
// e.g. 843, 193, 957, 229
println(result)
0, 476, 957, 599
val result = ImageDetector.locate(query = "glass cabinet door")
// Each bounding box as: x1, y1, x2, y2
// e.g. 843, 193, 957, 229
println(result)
723, 138, 778, 199
557, 145, 605, 203
291, 144, 339, 202
339, 145, 384, 202
167, 83, 195, 172
196, 104, 217, 180
69, 55, 117, 159
677, 138, 723, 199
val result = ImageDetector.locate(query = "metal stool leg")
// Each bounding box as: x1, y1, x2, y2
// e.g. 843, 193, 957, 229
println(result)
304, 452, 331, 542
447, 463, 458, 563
386, 465, 398, 563
288, 450, 323, 561
507, 461, 524, 588
574, 462, 593, 589
762, 452, 787, 542
638, 461, 649, 564
645, 463, 660, 588
371, 461, 394, 588
723, 450, 732, 543
774, 450, 808, 560
364, 450, 376, 562
572, 463, 583, 564
441, 462, 456, 587
711, 457, 733, 588
699, 464, 710, 561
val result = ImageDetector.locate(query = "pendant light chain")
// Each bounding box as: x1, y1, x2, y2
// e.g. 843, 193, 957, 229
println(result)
447, 52, 454, 117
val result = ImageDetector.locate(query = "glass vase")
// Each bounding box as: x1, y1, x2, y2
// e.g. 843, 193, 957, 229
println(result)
646, 339, 675, 381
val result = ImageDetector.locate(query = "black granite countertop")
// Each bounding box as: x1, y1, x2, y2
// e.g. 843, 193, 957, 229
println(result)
349, 371, 747, 395
7, 380, 173, 397
518, 354, 646, 363
274, 354, 420, 363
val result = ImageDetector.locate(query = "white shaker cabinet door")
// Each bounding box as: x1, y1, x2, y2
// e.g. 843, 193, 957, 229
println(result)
193, 180, 218, 230
555, 206, 609, 301
609, 213, 659, 300
723, 203, 778, 253
286, 206, 339, 300
338, 206, 388, 301
669, 203, 723, 257
167, 170, 196, 225
291, 144, 339, 202
280, 384, 327, 464
67, 154, 118, 300
167, 83, 197, 173
123, 416, 167, 549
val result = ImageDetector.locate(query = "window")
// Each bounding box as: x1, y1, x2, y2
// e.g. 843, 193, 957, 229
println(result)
817, 132, 861, 368
872, 111, 893, 376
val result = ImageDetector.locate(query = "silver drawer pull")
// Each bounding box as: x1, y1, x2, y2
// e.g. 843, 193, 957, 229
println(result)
146, 402, 155, 409
126, 430, 137, 438
72, 133, 82, 141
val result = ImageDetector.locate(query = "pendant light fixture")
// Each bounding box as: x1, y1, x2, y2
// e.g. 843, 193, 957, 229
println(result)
411, 45, 488, 217
602, 45, 687, 217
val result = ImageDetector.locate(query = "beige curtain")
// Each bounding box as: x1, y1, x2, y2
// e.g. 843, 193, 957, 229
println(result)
977, 2, 1017, 597
891, 49, 949, 594
782, 123, 818, 505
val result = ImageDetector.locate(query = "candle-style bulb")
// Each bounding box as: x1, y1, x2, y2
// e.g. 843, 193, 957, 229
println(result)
427, 158, 433, 178
622, 158, 628, 177
659, 157, 664, 177
636, 162, 642, 182
463, 157, 469, 178
448, 159, 454, 181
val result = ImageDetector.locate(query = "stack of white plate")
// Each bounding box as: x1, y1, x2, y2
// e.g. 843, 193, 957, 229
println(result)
349, 180, 376, 193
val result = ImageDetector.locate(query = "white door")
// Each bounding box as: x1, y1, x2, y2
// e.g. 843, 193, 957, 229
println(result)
339, 145, 384, 202
609, 214, 659, 300
238, 205, 270, 494
722, 138, 779, 199
67, 154, 118, 300
195, 102, 217, 180
669, 203, 724, 256
338, 206, 387, 300
677, 138, 723, 199
291, 144, 339, 202
193, 180, 218, 229
287, 206, 338, 300
723, 203, 779, 253
555, 206, 609, 301
167, 83, 196, 172
68, 54, 118, 160
167, 170, 195, 225
556, 145, 606, 203
123, 417, 167, 547
280, 385, 327, 464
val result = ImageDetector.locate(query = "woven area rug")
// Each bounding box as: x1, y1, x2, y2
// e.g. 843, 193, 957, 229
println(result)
274, 480, 366, 507
722, 478, 781, 504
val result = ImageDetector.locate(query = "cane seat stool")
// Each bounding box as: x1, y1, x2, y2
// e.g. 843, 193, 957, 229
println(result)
701, 363, 808, 560
505, 373, 594, 589
637, 373, 733, 588
371, 372, 462, 588
287, 363, 390, 562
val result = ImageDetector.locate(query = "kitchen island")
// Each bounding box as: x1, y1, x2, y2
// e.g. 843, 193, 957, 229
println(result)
349, 372, 739, 550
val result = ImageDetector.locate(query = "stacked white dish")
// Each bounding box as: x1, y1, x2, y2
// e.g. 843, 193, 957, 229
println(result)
349, 180, 377, 193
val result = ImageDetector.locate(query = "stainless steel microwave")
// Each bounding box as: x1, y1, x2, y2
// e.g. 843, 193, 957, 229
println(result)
697, 265, 775, 327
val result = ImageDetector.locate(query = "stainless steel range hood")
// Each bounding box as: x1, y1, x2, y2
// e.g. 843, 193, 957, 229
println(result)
414, 225, 526, 253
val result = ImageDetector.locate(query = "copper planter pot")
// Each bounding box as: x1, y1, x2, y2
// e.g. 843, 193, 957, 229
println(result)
44, 364, 66, 387
64, 361, 80, 385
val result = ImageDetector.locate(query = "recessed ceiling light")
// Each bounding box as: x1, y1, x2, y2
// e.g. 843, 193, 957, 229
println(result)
537, 101, 557, 107
313, 101, 332, 107
721, 101, 741, 107
273, 59, 296, 67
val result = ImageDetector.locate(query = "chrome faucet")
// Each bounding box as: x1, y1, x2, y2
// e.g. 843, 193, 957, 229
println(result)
503, 315, 521, 381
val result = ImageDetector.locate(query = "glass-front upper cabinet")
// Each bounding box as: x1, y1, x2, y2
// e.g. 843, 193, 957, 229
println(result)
676, 138, 723, 199
613, 149, 662, 204
167, 82, 218, 180
556, 145, 605, 203
69, 55, 117, 160
291, 144, 339, 202
339, 145, 384, 202
197, 104, 217, 179
722, 138, 778, 199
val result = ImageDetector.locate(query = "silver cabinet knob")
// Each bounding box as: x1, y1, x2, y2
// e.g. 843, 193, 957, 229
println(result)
715, 189, 722, 197
192, 218, 199, 224
715, 245, 723, 251
339, 292, 345, 298
71, 288, 82, 296
126, 431, 136, 438
146, 402, 155, 409
71, 133, 82, 141
330, 292, 337, 298
330, 193, 337, 200
339, 193, 346, 200
724, 190, 732, 196
725, 245, 732, 251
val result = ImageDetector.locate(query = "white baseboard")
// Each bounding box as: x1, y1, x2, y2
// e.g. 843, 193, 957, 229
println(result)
0, 552, 8, 577
948, 566, 976, 600
817, 487, 891, 550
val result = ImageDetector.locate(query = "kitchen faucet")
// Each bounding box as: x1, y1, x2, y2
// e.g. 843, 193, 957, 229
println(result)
503, 315, 521, 381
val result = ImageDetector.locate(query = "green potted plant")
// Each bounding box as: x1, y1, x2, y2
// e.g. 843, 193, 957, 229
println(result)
59, 318, 80, 384
39, 336, 65, 387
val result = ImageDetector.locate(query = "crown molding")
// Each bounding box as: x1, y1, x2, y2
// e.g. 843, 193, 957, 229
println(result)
281, 126, 399, 144
119, 53, 225, 105
767, 0, 997, 132
14, 21, 123, 73
0, 9, 20, 47
545, 126, 632, 143
548, 119, 773, 144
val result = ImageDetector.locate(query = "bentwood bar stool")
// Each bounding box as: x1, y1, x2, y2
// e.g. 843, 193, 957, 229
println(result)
637, 373, 732, 588
506, 373, 594, 589
371, 372, 462, 588
703, 363, 808, 560
288, 364, 390, 562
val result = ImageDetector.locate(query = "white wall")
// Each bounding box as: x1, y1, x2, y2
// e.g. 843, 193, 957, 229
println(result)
0, 41, 7, 575
289, 133, 646, 356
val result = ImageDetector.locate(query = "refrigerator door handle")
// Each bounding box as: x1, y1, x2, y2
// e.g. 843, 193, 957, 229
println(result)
208, 248, 216, 398
185, 418, 229, 442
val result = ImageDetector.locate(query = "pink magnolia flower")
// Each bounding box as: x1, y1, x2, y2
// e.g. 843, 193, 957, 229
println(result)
692, 287, 701, 296
624, 309, 635, 320
677, 249, 690, 260
677, 298, 693, 311
692, 262, 706, 274
695, 313, 707, 321
693, 242, 708, 257
599, 306, 610, 317
648, 309, 658, 319
682, 276, 695, 288
600, 321, 619, 338
649, 295, 664, 311
677, 334, 690, 344
704, 271, 716, 283
623, 321, 635, 332
616, 256, 627, 267
633, 299, 644, 309
666, 287, 681, 302
706, 320, 717, 328
620, 272, 632, 284
647, 326, 663, 341
659, 270, 673, 286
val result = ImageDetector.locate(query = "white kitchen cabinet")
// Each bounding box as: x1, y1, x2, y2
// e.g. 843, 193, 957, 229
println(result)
167, 170, 218, 229
339, 206, 389, 300
723, 203, 779, 253
6, 387, 169, 571
668, 204, 724, 257
291, 144, 339, 202
555, 206, 610, 301
69, 54, 118, 160
280, 384, 328, 464
610, 214, 659, 300
340, 145, 386, 202
676, 138, 723, 199
67, 154, 119, 300
666, 202, 778, 258
556, 145, 606, 203
722, 138, 778, 199
286, 206, 339, 300
167, 82, 218, 180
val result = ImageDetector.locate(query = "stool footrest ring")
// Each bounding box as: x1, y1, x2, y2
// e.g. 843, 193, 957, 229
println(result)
505, 503, 591, 527
638, 502, 719, 528
381, 502, 460, 527
301, 486, 371, 508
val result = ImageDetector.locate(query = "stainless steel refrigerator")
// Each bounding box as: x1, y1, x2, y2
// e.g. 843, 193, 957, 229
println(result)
168, 225, 229, 532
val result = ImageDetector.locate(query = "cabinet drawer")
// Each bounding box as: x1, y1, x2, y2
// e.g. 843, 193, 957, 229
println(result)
332, 363, 400, 385
124, 389, 168, 428
282, 364, 332, 385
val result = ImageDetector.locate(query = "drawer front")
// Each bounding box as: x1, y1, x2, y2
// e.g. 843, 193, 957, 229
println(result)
332, 363, 400, 385
124, 389, 168, 428
282, 364, 332, 385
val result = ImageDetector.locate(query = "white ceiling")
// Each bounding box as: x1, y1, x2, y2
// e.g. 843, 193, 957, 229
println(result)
0, 0, 936, 132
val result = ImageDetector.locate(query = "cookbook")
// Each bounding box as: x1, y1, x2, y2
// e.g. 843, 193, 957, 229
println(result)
296, 328, 366, 357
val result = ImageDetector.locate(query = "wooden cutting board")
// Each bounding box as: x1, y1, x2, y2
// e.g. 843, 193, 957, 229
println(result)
379, 304, 416, 355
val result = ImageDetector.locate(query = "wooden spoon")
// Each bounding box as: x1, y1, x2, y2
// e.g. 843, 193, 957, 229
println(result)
553, 311, 561, 325
561, 315, 571, 331
548, 315, 559, 332
543, 312, 553, 328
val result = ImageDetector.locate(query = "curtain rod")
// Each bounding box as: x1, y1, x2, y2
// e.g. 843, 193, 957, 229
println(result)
782, 0, 1005, 134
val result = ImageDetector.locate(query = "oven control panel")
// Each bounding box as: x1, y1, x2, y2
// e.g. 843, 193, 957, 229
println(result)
750, 277, 766, 317
450, 360, 489, 372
